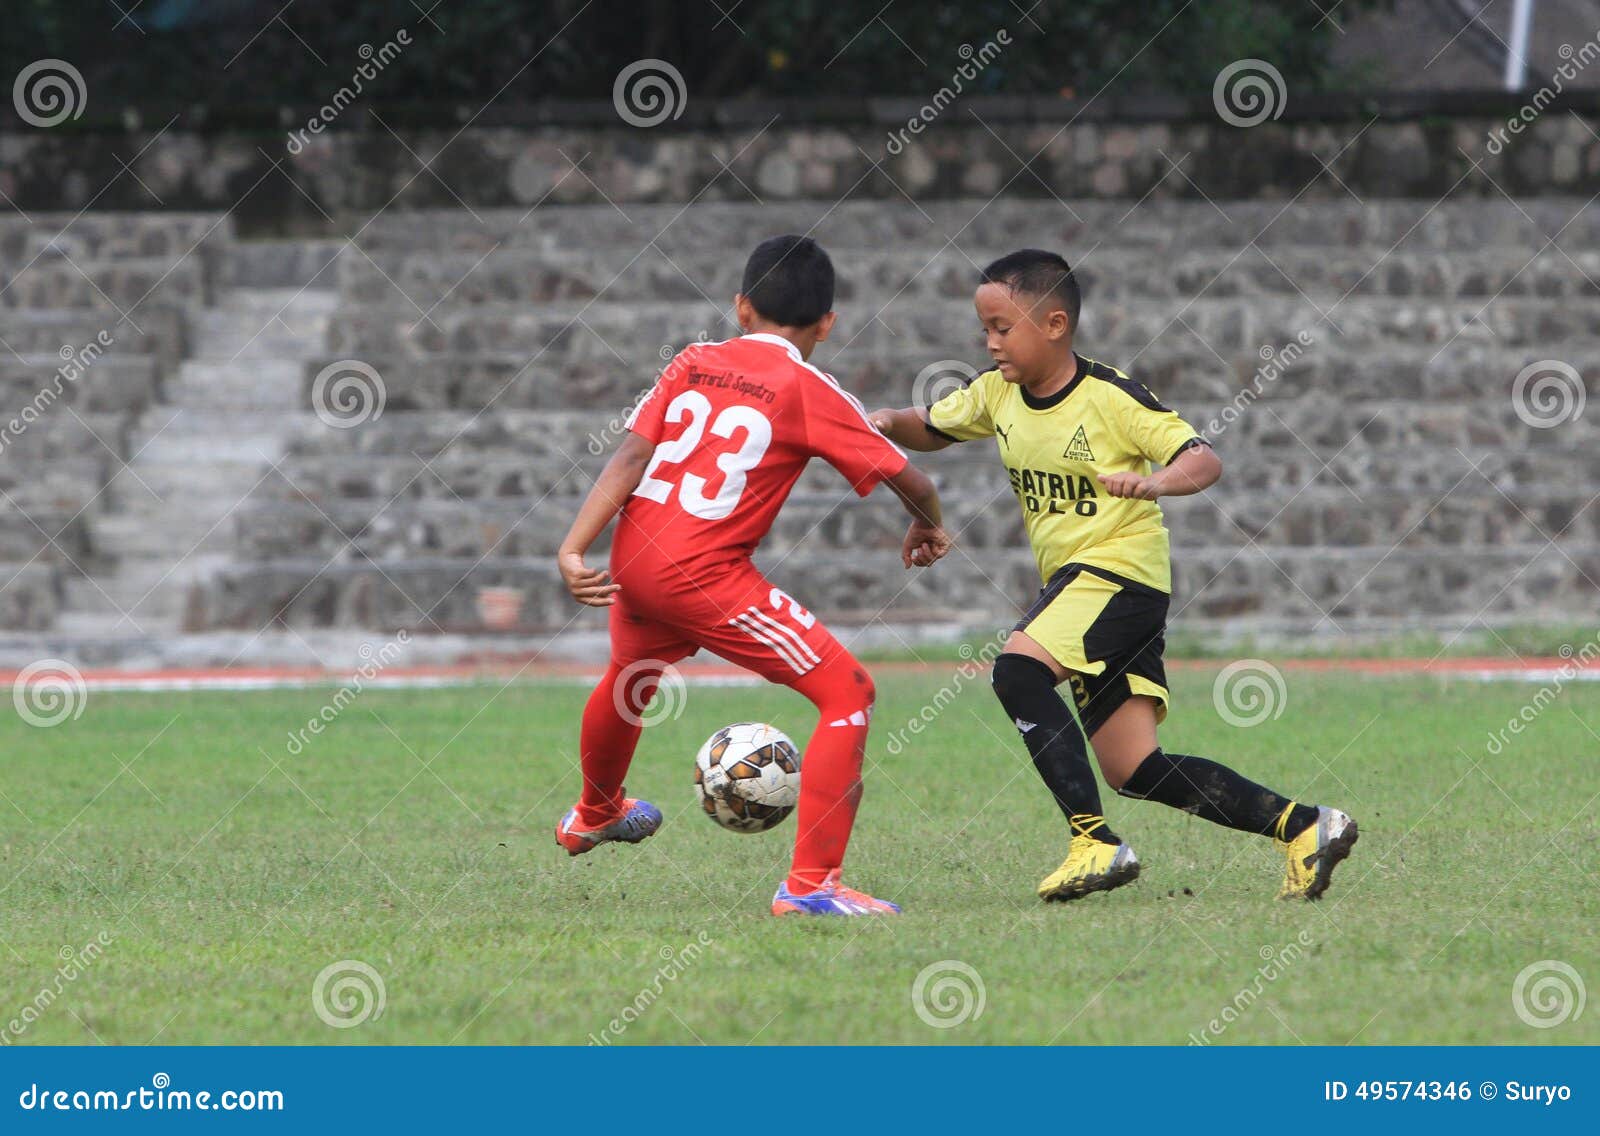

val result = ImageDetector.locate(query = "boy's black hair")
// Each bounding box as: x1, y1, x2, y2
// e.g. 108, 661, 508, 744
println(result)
979, 249, 1081, 329
741, 235, 834, 327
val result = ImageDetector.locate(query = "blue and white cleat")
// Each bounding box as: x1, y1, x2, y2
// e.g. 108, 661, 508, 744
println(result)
555, 798, 663, 856
771, 869, 901, 916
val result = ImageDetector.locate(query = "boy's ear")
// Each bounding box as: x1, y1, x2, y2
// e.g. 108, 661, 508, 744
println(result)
1046, 307, 1073, 341
734, 293, 756, 331
813, 311, 837, 342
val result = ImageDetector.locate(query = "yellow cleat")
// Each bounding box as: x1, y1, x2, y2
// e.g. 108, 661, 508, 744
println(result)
1037, 829, 1141, 902
1276, 804, 1358, 900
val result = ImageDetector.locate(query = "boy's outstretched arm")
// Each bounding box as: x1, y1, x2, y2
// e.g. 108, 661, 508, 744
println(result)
882, 463, 952, 568
1098, 442, 1222, 501
557, 431, 655, 606
869, 407, 955, 453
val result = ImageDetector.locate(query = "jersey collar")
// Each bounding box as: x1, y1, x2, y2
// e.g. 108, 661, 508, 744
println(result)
741, 332, 803, 361
1019, 353, 1087, 410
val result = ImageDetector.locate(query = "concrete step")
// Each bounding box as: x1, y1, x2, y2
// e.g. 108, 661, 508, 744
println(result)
169, 359, 305, 409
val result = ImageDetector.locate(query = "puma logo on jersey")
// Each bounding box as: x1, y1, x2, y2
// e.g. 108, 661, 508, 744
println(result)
1064, 425, 1095, 462
995, 423, 1012, 449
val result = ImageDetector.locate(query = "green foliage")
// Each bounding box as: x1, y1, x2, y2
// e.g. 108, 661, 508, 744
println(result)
1, 0, 1387, 111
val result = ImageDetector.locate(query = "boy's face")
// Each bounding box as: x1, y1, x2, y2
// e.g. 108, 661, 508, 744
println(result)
974, 282, 1072, 385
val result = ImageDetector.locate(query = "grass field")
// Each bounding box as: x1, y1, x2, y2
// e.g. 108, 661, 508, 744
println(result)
2, 666, 1596, 1046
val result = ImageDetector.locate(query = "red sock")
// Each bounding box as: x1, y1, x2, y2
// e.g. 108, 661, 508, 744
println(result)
575, 660, 659, 830
785, 658, 875, 894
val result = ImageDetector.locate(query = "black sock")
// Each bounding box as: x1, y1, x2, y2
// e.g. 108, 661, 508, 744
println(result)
1119, 748, 1318, 838
991, 653, 1119, 843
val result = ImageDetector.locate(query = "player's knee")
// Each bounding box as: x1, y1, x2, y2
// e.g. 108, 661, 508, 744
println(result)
991, 651, 1054, 710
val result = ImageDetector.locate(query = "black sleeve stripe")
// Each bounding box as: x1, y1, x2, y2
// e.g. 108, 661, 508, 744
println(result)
1167, 437, 1209, 463
1082, 358, 1171, 413
924, 420, 963, 444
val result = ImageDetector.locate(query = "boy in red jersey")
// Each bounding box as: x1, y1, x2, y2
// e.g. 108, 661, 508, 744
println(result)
555, 235, 951, 916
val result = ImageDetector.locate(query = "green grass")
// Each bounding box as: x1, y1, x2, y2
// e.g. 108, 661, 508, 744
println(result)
2, 668, 1597, 1046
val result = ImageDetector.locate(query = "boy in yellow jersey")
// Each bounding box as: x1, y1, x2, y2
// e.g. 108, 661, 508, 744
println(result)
871, 249, 1356, 902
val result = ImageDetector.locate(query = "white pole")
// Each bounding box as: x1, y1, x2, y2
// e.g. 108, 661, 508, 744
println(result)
1505, 0, 1533, 91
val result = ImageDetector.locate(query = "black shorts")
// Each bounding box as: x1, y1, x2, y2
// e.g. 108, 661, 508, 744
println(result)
1013, 562, 1171, 737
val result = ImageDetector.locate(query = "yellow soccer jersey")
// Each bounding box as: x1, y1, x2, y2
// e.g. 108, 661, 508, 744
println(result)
926, 354, 1205, 593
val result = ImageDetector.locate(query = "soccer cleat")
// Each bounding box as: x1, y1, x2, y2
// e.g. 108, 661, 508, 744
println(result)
1037, 835, 1141, 901
770, 869, 901, 916
1276, 804, 1358, 900
555, 798, 663, 856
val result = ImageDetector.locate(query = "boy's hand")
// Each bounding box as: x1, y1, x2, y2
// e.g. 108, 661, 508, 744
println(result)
558, 550, 620, 606
1097, 472, 1161, 501
902, 520, 952, 568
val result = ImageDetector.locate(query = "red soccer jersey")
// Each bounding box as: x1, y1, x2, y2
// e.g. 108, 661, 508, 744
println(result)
613, 332, 907, 576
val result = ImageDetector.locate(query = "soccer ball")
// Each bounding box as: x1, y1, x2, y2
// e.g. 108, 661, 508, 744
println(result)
693, 722, 802, 833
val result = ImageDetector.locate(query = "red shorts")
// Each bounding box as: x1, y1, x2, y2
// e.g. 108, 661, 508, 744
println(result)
609, 559, 847, 687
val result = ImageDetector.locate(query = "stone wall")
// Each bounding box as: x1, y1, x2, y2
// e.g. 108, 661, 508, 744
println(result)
3, 94, 1599, 230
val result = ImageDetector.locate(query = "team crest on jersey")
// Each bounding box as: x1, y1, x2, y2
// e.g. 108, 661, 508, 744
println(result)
1064, 425, 1095, 462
